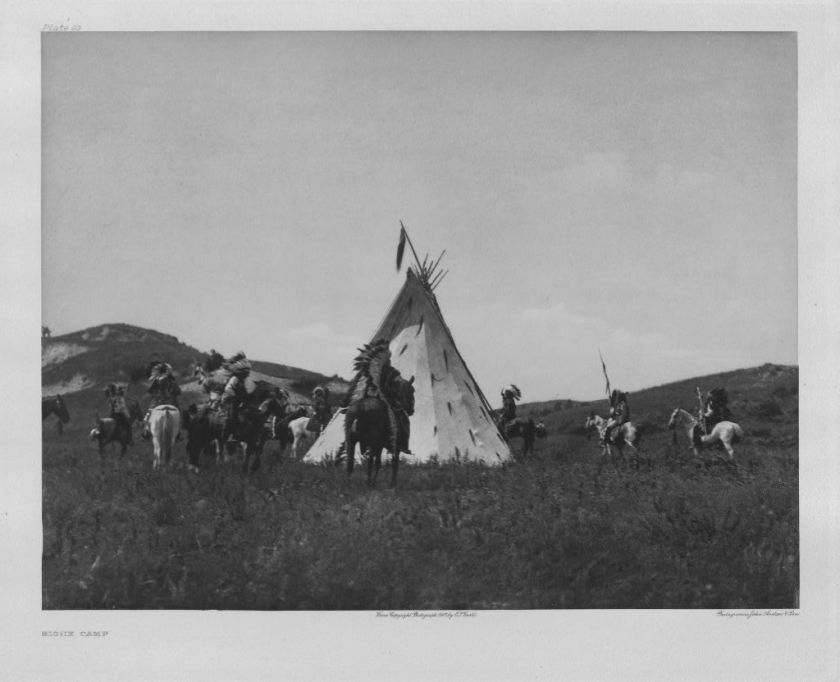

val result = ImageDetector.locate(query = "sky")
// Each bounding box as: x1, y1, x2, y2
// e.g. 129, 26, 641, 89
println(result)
41, 31, 797, 403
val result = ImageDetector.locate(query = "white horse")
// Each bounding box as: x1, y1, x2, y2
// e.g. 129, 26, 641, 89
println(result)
667, 407, 744, 461
584, 412, 641, 458
149, 404, 180, 469
289, 416, 318, 460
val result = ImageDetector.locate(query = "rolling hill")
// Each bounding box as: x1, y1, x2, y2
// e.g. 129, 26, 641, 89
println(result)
41, 329, 798, 610
518, 362, 798, 445
41, 323, 796, 443
41, 323, 350, 404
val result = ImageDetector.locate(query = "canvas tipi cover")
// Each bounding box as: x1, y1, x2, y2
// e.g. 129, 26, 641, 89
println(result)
304, 267, 512, 465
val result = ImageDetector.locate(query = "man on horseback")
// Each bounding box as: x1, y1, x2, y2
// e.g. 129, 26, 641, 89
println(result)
501, 384, 522, 425
308, 385, 332, 434
142, 362, 181, 440
703, 387, 731, 433
349, 339, 412, 456
220, 351, 252, 439
499, 384, 521, 433
104, 383, 133, 445
603, 389, 630, 445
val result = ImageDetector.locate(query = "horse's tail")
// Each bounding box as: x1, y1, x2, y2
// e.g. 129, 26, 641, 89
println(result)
343, 405, 355, 436
629, 423, 641, 448
163, 407, 180, 460
343, 404, 359, 446
732, 423, 744, 443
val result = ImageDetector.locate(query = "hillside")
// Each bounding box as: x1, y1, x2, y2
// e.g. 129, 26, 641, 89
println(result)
518, 363, 798, 445
41, 324, 795, 441
42, 357, 799, 611
41, 323, 350, 402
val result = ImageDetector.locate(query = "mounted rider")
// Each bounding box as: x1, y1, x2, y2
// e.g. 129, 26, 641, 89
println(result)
195, 353, 227, 410
308, 385, 332, 433
104, 383, 133, 445
220, 351, 252, 436
142, 362, 181, 439
350, 339, 411, 455
603, 389, 630, 444
499, 384, 521, 433
702, 387, 731, 432
147, 362, 181, 407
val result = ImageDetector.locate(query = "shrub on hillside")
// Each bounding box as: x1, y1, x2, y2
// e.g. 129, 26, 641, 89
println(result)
753, 400, 783, 419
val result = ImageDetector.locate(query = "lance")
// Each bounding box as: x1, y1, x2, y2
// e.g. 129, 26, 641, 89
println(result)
398, 220, 423, 272
598, 349, 611, 401
696, 386, 706, 435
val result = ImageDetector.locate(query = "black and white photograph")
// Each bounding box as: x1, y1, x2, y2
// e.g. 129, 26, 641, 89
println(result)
3, 1, 839, 680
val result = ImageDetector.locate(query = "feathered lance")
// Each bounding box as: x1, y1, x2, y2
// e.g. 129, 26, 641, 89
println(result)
598, 349, 611, 401
397, 220, 422, 273
696, 386, 706, 435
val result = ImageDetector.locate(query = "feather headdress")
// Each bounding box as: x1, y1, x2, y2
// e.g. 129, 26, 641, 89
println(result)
347, 339, 392, 403
148, 362, 174, 382
502, 384, 522, 401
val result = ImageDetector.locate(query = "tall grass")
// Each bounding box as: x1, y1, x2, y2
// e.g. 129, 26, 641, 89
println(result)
43, 413, 798, 610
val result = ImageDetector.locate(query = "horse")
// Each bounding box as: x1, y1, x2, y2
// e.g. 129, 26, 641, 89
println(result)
244, 401, 307, 471
237, 402, 278, 473
89, 415, 132, 456
42, 395, 70, 435
501, 417, 547, 457
148, 404, 181, 470
667, 407, 744, 461
289, 415, 319, 460
585, 412, 641, 459
345, 375, 415, 487
183, 404, 226, 472
127, 399, 144, 425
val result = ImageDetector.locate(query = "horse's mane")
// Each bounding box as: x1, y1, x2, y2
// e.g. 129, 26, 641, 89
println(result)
673, 407, 697, 425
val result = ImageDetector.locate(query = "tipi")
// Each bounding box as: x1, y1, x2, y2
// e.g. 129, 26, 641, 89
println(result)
304, 231, 512, 465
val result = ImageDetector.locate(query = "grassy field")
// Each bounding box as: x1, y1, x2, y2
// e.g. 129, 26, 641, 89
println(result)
42, 366, 798, 610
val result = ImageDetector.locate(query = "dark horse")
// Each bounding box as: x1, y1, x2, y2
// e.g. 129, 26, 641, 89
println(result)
182, 402, 262, 473
183, 394, 302, 474
42, 395, 70, 435
182, 404, 228, 472
345, 376, 415, 487
259, 399, 306, 449
502, 417, 547, 457
243, 400, 308, 473
89, 415, 132, 456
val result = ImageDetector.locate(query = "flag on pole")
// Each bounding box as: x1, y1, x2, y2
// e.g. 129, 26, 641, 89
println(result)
396, 225, 407, 271
598, 349, 611, 399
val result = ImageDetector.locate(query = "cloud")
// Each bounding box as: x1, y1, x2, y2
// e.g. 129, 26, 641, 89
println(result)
607, 327, 697, 360
521, 302, 608, 332
271, 323, 364, 377
558, 152, 630, 190
451, 299, 752, 401
273, 323, 359, 345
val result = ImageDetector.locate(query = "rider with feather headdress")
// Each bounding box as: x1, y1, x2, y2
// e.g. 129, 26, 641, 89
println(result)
142, 361, 181, 439
500, 384, 521, 430
347, 339, 410, 455
147, 361, 181, 408
220, 351, 252, 428
104, 383, 133, 445
308, 385, 332, 433
703, 387, 731, 432
603, 389, 630, 445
